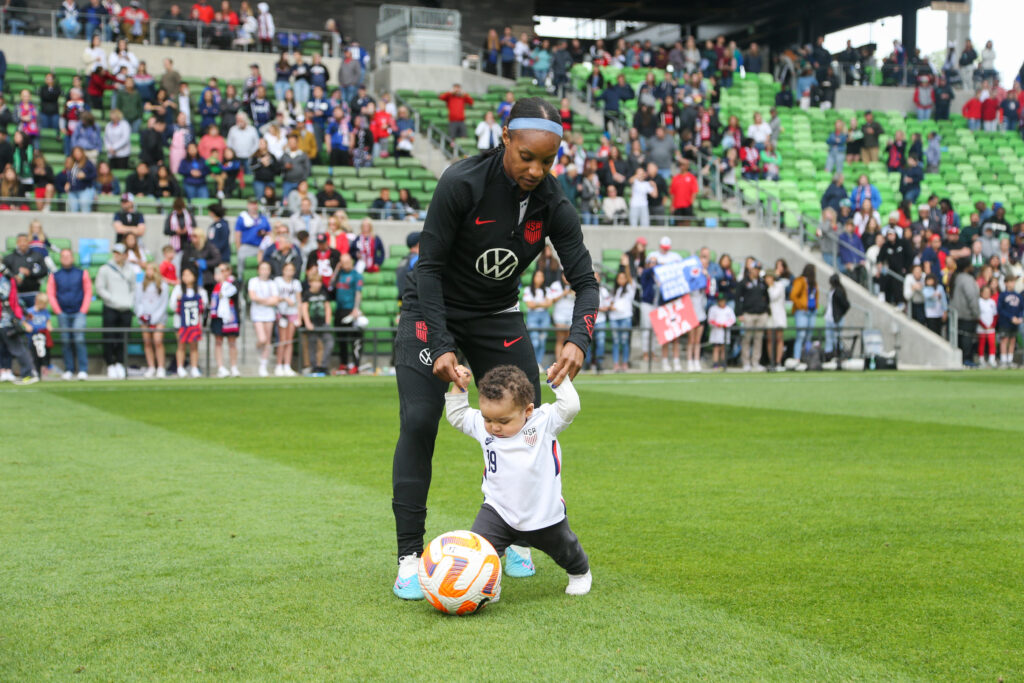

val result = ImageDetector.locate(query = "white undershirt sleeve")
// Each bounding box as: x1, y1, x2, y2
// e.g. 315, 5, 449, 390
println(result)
550, 376, 581, 435
445, 390, 476, 436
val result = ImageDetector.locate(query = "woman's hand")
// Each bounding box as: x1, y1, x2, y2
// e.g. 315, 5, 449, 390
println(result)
547, 341, 584, 388
433, 351, 468, 391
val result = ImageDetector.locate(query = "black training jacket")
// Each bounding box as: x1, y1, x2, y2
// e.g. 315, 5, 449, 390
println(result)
404, 147, 598, 360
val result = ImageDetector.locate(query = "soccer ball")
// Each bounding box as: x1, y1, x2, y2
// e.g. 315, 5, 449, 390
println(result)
418, 530, 501, 615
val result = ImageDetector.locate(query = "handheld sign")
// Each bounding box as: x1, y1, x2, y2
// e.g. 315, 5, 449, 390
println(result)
649, 294, 700, 345
654, 256, 707, 301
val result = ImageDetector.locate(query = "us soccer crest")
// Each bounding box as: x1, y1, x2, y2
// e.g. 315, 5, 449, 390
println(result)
415, 320, 428, 342
523, 427, 537, 446
524, 220, 543, 245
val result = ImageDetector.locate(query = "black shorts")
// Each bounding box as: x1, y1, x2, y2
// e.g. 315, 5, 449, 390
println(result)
997, 324, 1018, 338
210, 318, 239, 337
393, 304, 541, 404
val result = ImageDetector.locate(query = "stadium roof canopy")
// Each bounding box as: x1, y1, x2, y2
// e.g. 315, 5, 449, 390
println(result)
539, 0, 943, 49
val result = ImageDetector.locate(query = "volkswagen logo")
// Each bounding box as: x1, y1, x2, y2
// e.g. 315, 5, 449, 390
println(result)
418, 348, 432, 366
475, 248, 519, 281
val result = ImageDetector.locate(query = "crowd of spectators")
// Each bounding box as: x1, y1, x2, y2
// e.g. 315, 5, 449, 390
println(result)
523, 237, 853, 374
0, 210, 397, 381
1, 0, 360, 60
818, 189, 1024, 365
0, 43, 417, 217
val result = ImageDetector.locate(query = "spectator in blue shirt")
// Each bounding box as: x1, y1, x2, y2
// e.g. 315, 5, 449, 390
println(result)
996, 274, 1023, 366
597, 75, 635, 132
178, 143, 209, 200
499, 27, 517, 79
838, 221, 865, 283
207, 203, 231, 263
850, 174, 881, 211
900, 156, 924, 204
234, 199, 271, 269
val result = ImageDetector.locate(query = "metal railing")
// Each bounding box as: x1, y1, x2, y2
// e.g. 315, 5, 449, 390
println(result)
24, 319, 875, 378
0, 7, 342, 58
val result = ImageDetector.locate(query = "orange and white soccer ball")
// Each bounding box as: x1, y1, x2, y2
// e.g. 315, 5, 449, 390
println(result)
418, 530, 501, 615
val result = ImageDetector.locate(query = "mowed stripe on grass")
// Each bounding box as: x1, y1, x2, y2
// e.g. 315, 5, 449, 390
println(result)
1, 373, 1021, 679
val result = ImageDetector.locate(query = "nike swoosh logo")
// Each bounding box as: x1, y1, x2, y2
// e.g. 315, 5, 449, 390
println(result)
503, 337, 523, 347
475, 218, 497, 225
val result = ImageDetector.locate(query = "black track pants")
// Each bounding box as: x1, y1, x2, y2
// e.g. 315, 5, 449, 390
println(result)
471, 503, 589, 575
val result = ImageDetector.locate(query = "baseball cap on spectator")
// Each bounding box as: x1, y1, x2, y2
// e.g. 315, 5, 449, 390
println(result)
947, 226, 960, 236
659, 236, 671, 250
111, 243, 127, 254
917, 204, 929, 214
637, 237, 648, 246
316, 233, 328, 243
993, 202, 1004, 210
839, 198, 851, 208
121, 193, 134, 204
888, 211, 900, 221
406, 232, 420, 248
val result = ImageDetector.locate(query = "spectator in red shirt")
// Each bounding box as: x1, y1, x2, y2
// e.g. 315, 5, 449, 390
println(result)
669, 158, 699, 223
980, 94, 1000, 132
192, 0, 214, 23
439, 83, 474, 141
120, 1, 150, 44
962, 91, 982, 131
368, 102, 396, 159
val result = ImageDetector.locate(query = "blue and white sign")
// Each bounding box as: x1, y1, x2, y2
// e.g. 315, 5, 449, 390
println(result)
655, 256, 707, 300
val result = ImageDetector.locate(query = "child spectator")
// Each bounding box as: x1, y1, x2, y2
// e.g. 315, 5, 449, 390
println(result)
170, 265, 208, 377
996, 274, 1022, 367
159, 245, 178, 285
301, 273, 334, 377
922, 274, 948, 336
444, 364, 591, 596
135, 262, 170, 378
706, 294, 735, 371
210, 263, 241, 378
977, 284, 997, 368
248, 261, 278, 377
273, 261, 301, 376
24, 292, 53, 377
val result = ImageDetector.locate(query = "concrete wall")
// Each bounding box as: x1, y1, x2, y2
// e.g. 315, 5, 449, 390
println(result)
835, 85, 971, 117
0, 212, 960, 368
372, 62, 511, 97
0, 34, 341, 82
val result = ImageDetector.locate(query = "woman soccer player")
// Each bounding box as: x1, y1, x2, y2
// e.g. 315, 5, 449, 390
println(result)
390, 97, 598, 600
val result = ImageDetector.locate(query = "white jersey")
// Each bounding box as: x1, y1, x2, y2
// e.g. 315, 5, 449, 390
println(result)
445, 378, 581, 532
248, 277, 278, 322
274, 276, 302, 316
595, 285, 611, 324
548, 281, 575, 326
609, 282, 636, 321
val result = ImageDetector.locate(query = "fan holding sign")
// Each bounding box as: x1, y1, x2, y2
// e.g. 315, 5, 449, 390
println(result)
649, 250, 709, 372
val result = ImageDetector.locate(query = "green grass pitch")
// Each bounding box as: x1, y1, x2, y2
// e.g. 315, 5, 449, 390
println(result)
1, 372, 1022, 680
